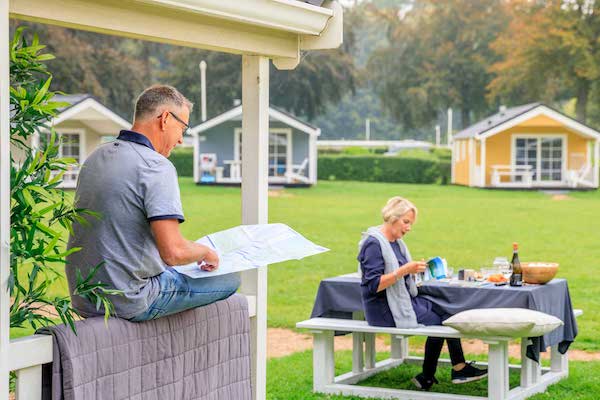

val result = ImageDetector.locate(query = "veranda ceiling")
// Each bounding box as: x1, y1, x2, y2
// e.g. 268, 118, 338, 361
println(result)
8, 0, 343, 69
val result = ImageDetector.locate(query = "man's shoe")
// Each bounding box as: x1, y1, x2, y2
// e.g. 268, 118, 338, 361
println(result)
412, 373, 439, 391
451, 362, 488, 384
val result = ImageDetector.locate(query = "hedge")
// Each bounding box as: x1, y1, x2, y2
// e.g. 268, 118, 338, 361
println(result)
318, 155, 450, 184
169, 147, 194, 177
169, 147, 452, 184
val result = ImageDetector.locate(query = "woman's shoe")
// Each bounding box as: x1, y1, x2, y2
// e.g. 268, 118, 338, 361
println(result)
412, 373, 439, 390
451, 361, 488, 384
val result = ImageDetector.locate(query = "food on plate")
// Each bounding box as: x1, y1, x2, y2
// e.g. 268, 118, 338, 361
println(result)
487, 273, 508, 283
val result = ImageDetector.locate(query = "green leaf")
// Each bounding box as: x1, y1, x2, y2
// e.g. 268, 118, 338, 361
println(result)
21, 188, 36, 208
32, 76, 52, 106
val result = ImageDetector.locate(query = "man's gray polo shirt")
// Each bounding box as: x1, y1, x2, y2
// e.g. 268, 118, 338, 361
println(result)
66, 130, 184, 319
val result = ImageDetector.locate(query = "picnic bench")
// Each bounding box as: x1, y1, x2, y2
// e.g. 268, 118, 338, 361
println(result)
297, 309, 583, 400
490, 165, 534, 188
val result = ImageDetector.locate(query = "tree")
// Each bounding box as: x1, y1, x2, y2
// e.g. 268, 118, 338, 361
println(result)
9, 28, 118, 332
368, 0, 508, 128
11, 21, 152, 120
162, 47, 356, 124
488, 0, 600, 123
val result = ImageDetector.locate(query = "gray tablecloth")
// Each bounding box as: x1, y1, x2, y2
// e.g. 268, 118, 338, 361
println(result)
310, 275, 578, 361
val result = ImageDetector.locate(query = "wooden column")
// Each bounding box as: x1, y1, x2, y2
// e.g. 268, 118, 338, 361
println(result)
240, 54, 269, 400
1, 1, 12, 398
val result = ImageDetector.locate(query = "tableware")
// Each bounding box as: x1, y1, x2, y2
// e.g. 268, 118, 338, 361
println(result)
522, 262, 559, 284
480, 267, 499, 279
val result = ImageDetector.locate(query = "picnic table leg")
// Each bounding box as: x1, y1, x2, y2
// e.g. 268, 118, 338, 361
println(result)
352, 311, 365, 373
352, 332, 364, 373
364, 333, 376, 369
312, 330, 335, 392
520, 338, 541, 388
551, 345, 569, 376
487, 340, 509, 400
391, 335, 408, 361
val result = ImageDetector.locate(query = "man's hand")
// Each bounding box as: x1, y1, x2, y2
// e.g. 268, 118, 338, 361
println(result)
198, 247, 219, 271
150, 219, 217, 266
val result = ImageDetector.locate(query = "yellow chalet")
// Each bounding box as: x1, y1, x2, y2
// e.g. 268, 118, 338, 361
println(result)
451, 103, 600, 189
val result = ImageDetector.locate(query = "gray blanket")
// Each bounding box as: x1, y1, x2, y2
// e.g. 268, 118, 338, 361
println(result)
40, 294, 251, 400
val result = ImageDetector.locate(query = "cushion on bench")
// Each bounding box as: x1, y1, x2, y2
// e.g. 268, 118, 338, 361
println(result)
443, 308, 563, 338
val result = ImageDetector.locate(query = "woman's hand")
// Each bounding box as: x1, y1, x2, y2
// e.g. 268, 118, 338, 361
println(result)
401, 261, 427, 275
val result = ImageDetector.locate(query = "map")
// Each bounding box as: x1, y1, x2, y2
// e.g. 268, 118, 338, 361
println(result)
173, 223, 329, 278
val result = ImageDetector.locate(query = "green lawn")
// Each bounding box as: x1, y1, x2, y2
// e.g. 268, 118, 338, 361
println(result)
12, 178, 600, 352
178, 178, 600, 350
267, 350, 600, 399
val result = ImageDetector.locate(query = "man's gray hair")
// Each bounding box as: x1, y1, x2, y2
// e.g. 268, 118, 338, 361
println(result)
134, 84, 193, 121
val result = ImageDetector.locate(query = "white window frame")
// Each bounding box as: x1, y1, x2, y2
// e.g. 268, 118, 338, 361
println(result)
37, 128, 86, 187
511, 134, 567, 186
234, 127, 293, 179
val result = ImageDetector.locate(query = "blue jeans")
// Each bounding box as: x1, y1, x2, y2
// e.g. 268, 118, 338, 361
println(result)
130, 268, 241, 322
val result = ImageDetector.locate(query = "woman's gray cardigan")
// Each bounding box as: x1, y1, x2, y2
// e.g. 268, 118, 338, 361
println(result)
358, 226, 420, 328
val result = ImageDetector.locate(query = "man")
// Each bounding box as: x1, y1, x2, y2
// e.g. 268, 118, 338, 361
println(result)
66, 85, 240, 321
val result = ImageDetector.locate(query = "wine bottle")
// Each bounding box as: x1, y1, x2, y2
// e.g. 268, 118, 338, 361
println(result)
509, 242, 522, 287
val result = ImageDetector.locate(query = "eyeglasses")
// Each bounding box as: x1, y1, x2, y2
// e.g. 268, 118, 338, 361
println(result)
157, 111, 190, 135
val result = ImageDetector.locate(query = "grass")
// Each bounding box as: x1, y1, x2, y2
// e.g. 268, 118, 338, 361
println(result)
11, 178, 600, 353
178, 178, 600, 350
267, 350, 600, 399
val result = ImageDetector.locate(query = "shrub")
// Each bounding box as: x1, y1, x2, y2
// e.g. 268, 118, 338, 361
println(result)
431, 147, 452, 161
9, 28, 118, 332
342, 146, 372, 155
318, 155, 442, 184
169, 147, 194, 177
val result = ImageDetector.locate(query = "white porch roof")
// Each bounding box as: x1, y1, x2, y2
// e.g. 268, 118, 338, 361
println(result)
8, 0, 343, 69
190, 105, 321, 136
1, 2, 344, 399
51, 94, 132, 133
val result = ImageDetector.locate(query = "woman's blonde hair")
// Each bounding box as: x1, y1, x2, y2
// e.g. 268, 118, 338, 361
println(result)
381, 196, 418, 223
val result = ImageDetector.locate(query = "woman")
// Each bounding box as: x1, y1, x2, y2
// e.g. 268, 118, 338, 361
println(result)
357, 196, 487, 391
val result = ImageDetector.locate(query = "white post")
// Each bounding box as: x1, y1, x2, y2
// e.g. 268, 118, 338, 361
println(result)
487, 341, 509, 400
480, 138, 487, 187
240, 54, 269, 400
447, 107, 453, 145
352, 332, 364, 373
199, 60, 207, 122
435, 125, 441, 147
594, 139, 599, 188
193, 134, 200, 183
390, 335, 408, 360
520, 338, 541, 388
365, 118, 370, 141
551, 345, 569, 374
451, 140, 456, 184
364, 333, 376, 369
15, 365, 43, 400
1, 1, 12, 398
468, 138, 474, 187
309, 131, 318, 185
313, 331, 334, 391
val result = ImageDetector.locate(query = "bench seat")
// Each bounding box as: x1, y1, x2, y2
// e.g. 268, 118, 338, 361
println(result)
297, 309, 583, 400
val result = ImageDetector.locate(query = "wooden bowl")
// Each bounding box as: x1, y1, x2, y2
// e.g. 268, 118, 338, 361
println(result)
522, 262, 559, 284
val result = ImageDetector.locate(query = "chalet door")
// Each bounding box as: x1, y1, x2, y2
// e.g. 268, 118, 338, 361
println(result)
268, 133, 288, 177
514, 136, 564, 184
